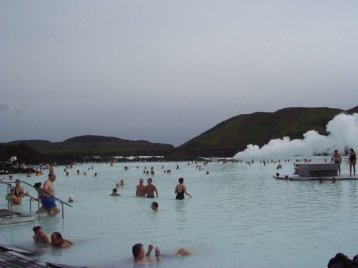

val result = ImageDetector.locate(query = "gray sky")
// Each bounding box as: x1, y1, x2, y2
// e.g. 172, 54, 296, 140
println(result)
1, 0, 358, 146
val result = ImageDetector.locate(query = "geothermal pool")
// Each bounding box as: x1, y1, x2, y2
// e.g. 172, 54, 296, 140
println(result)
0, 159, 357, 268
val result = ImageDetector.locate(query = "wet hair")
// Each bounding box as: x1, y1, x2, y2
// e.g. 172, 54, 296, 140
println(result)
34, 182, 42, 189
151, 202, 158, 209
33, 226, 42, 232
51, 232, 63, 240
15, 179, 20, 183
179, 177, 184, 184
112, 188, 117, 193
132, 243, 143, 258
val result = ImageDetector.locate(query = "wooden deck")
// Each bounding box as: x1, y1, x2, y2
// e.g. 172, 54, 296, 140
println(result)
0, 244, 85, 268
274, 175, 358, 181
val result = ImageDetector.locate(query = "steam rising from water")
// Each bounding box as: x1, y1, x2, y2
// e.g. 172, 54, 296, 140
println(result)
234, 113, 358, 160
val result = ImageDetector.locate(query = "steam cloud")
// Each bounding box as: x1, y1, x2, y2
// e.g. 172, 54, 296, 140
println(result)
234, 113, 358, 160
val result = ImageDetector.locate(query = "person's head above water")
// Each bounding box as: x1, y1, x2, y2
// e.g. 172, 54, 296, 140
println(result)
151, 202, 158, 211
132, 243, 145, 260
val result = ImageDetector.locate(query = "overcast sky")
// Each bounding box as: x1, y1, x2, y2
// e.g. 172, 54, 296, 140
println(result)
1, 1, 358, 146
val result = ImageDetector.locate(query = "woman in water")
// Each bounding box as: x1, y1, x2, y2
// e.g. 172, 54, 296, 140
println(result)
174, 177, 192, 200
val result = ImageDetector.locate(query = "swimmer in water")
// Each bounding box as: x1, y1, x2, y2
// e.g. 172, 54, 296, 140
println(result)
132, 243, 191, 264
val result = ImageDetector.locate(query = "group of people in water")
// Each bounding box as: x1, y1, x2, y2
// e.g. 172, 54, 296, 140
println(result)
32, 226, 72, 248
7, 170, 60, 218
28, 166, 192, 264
110, 176, 192, 200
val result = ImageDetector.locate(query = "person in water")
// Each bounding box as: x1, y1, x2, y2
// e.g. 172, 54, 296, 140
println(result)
136, 178, 146, 197
144, 178, 158, 198
41, 172, 60, 217
132, 243, 156, 264
349, 148, 356, 176
174, 177, 192, 200
51, 232, 73, 248
10, 179, 27, 205
151, 201, 159, 212
110, 188, 121, 196
32, 226, 51, 244
132, 243, 191, 264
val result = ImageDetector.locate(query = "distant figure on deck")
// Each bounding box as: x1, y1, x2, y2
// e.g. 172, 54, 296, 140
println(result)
136, 178, 146, 197
331, 150, 342, 175
175, 177, 191, 200
349, 148, 356, 176
293, 164, 299, 175
51, 232, 73, 248
10, 179, 27, 205
32, 226, 51, 244
144, 178, 158, 198
40, 173, 60, 217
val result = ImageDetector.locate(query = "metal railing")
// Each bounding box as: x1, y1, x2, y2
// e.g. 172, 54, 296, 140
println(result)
1, 179, 72, 219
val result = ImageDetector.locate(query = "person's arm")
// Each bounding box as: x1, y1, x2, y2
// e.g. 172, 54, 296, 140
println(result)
146, 244, 153, 256
174, 185, 178, 194
44, 233, 51, 244
184, 186, 192, 198
155, 187, 159, 198
155, 247, 161, 261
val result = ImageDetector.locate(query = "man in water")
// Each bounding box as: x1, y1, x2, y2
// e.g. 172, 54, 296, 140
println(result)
32, 226, 51, 244
136, 178, 146, 197
41, 173, 60, 217
132, 243, 190, 264
110, 188, 121, 196
331, 149, 342, 175
132, 243, 156, 264
51, 232, 73, 248
144, 178, 158, 198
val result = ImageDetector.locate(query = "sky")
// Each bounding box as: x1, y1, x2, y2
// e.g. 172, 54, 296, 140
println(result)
1, 1, 358, 147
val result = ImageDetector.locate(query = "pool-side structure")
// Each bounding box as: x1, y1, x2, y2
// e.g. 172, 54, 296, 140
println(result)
0, 244, 85, 268
274, 163, 358, 181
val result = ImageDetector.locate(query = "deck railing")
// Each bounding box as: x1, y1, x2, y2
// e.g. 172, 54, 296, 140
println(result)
1, 179, 72, 219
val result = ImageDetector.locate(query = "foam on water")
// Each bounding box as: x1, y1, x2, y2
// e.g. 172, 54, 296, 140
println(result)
1, 159, 358, 268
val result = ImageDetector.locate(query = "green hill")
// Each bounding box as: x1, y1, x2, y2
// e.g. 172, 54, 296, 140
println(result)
2, 106, 357, 163
176, 107, 346, 157
3, 135, 174, 163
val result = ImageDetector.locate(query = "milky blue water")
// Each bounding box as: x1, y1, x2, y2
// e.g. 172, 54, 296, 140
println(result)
1, 158, 357, 268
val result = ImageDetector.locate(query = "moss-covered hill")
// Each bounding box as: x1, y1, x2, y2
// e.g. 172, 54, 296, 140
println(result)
1, 135, 174, 164
1, 106, 357, 163
176, 107, 354, 157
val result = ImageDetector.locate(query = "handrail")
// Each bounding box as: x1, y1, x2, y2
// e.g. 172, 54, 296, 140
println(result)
20, 180, 73, 208
1, 179, 72, 219
0, 180, 39, 201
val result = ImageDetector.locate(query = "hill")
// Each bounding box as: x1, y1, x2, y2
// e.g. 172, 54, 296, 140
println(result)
1, 135, 174, 164
176, 107, 345, 157
2, 106, 357, 163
